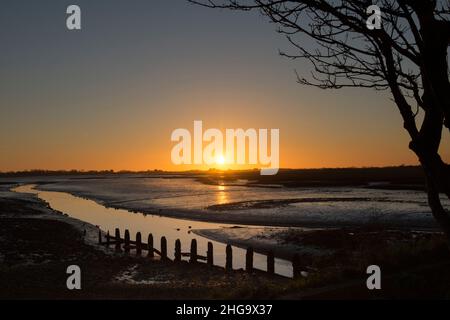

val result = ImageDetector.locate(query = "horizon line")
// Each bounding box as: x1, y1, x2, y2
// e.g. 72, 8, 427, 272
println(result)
0, 164, 422, 175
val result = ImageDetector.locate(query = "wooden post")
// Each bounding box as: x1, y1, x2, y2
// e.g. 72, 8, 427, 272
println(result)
98, 229, 102, 244
190, 239, 197, 263
246, 247, 254, 273
115, 228, 121, 252
174, 239, 181, 262
207, 242, 214, 266
292, 254, 301, 279
106, 230, 110, 247
148, 234, 154, 258
136, 232, 142, 256
267, 250, 275, 275
225, 244, 232, 271
161, 236, 167, 259
124, 229, 130, 254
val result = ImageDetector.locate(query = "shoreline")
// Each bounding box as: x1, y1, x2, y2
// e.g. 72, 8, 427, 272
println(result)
6, 183, 103, 249
31, 180, 439, 231
192, 227, 319, 261
3, 181, 450, 299
0, 182, 292, 299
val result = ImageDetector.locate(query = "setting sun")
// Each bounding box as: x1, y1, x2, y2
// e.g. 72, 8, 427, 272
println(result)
215, 155, 226, 165
2, 0, 450, 302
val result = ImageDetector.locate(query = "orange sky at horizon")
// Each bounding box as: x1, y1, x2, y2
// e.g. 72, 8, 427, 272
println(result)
2, 114, 449, 172
1, 1, 449, 173
2, 85, 450, 172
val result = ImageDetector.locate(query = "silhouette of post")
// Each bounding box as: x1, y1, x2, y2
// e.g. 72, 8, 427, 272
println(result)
292, 254, 301, 279
98, 229, 102, 244
160, 236, 167, 259
174, 239, 181, 262
124, 229, 130, 254
225, 244, 232, 271
148, 234, 154, 258
246, 247, 254, 273
267, 250, 275, 275
115, 228, 121, 252
136, 232, 142, 256
106, 230, 110, 247
190, 239, 197, 263
207, 242, 213, 266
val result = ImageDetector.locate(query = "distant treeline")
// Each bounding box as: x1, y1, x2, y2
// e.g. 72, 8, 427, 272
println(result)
197, 166, 426, 190
0, 169, 163, 177
234, 166, 426, 190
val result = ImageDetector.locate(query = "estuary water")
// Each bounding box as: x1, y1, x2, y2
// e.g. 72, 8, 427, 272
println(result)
33, 175, 442, 229
14, 184, 294, 277
11, 175, 445, 278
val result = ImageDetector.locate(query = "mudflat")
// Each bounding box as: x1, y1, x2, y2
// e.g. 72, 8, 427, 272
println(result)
0, 183, 289, 299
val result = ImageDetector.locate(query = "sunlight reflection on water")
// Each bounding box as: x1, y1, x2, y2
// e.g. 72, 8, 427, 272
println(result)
14, 184, 293, 278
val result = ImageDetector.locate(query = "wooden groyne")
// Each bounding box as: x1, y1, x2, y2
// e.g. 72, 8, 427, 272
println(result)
98, 227, 302, 279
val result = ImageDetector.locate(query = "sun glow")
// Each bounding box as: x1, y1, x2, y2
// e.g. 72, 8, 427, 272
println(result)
215, 155, 226, 165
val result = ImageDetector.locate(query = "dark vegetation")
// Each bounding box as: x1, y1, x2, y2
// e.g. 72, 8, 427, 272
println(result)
200, 166, 426, 190
278, 226, 450, 299
0, 166, 426, 190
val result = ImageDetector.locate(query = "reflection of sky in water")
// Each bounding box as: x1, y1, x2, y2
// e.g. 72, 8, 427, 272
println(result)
216, 185, 228, 205
14, 184, 293, 278
12, 176, 447, 277
36, 177, 446, 228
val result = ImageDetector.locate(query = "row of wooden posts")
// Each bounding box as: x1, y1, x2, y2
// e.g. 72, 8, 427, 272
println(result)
98, 228, 302, 278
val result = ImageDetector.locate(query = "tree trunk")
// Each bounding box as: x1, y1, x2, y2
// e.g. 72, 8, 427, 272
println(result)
410, 132, 450, 242
408, 3, 450, 240
425, 176, 450, 243
420, 155, 450, 240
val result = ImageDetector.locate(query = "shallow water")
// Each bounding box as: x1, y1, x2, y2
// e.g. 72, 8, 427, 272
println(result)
10, 174, 446, 278
14, 184, 294, 278
35, 176, 443, 228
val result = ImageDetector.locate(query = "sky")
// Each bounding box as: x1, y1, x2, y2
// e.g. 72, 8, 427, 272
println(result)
0, 0, 448, 172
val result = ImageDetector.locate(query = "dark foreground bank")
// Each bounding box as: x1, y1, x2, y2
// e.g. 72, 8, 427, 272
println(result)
1, 182, 450, 299
0, 183, 289, 299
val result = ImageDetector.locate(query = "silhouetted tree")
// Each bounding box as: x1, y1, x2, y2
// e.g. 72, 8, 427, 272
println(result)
190, 0, 450, 239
